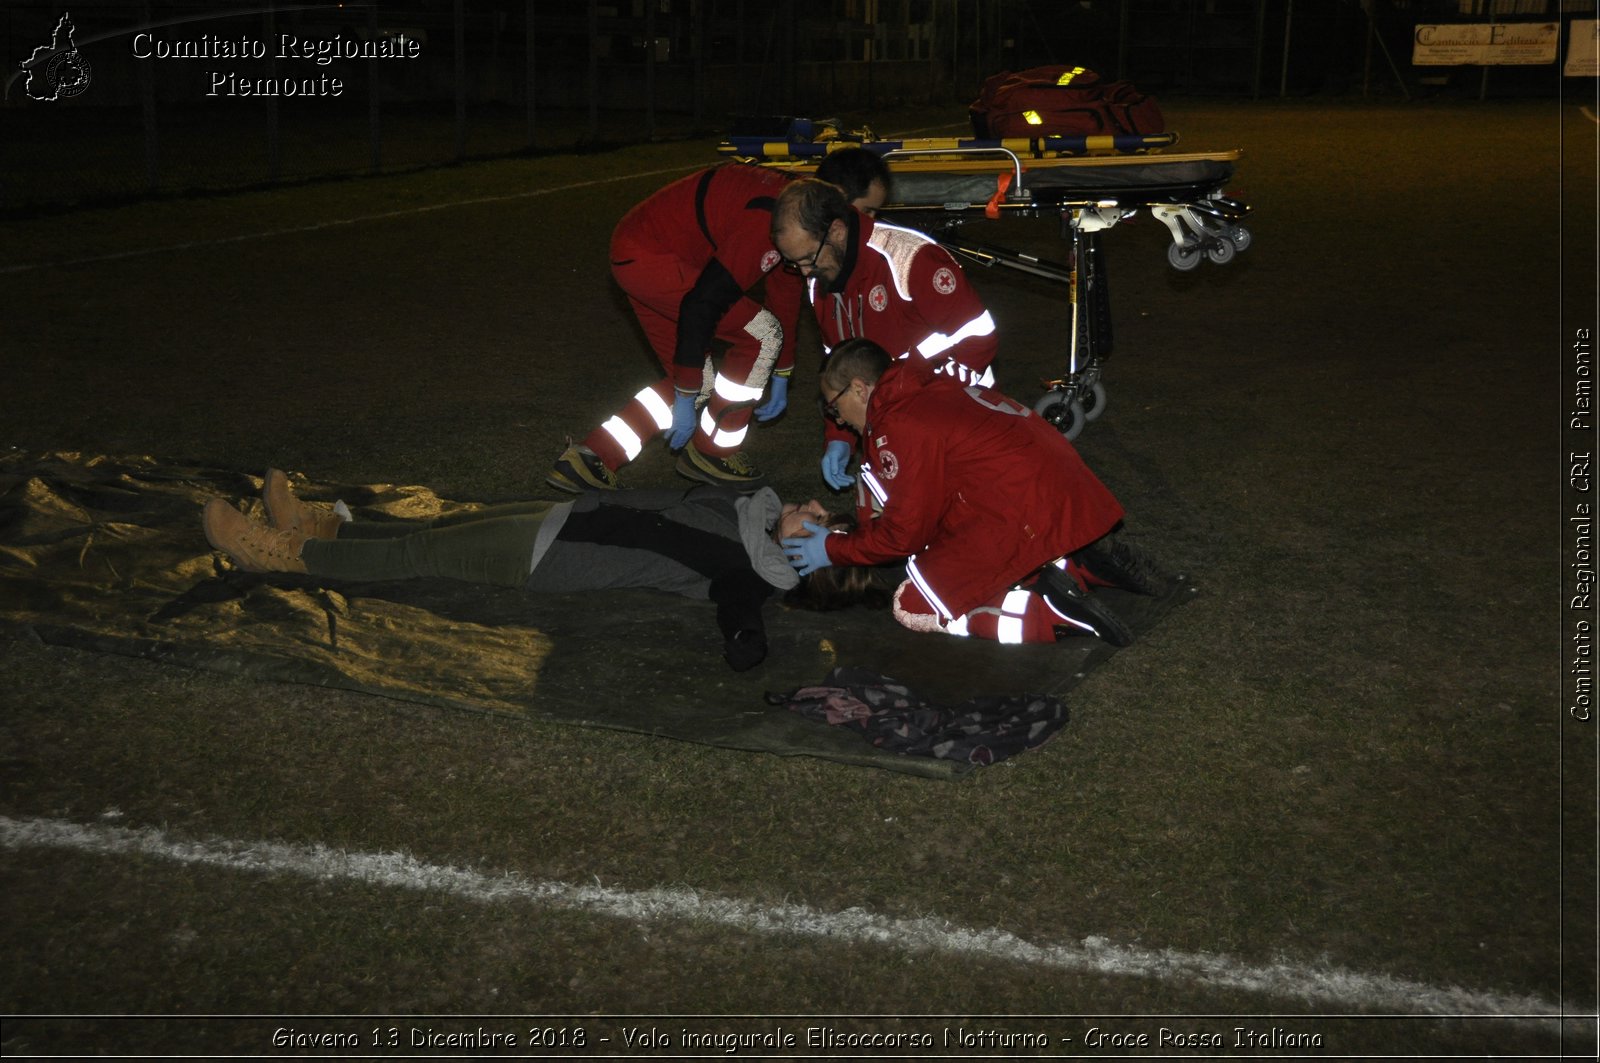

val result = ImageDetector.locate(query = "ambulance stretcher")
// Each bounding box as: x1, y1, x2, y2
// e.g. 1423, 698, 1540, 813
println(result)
721, 127, 1252, 440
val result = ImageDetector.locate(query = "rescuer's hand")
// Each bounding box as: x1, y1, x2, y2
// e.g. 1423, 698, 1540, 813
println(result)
754, 375, 788, 422
782, 521, 836, 576
669, 390, 698, 449
821, 440, 856, 489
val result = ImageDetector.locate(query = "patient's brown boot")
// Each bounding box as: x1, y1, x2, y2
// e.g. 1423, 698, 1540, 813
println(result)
262, 468, 343, 540
203, 498, 308, 573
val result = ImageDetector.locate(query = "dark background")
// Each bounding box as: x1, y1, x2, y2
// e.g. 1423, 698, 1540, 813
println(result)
0, 1, 1595, 1054
4, 0, 1595, 212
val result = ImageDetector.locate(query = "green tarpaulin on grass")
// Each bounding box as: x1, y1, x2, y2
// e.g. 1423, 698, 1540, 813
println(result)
0, 452, 1193, 778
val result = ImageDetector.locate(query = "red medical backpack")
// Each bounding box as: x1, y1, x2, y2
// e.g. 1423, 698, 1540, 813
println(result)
969, 65, 1165, 139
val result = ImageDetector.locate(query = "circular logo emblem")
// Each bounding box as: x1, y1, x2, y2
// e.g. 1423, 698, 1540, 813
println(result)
878, 449, 899, 480
46, 51, 92, 99
868, 284, 888, 312
760, 249, 781, 273
932, 267, 958, 295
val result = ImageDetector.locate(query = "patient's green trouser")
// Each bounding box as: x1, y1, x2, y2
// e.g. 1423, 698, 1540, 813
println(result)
299, 501, 560, 589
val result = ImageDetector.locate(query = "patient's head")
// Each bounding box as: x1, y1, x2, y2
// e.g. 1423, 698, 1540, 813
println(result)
774, 498, 834, 541
774, 503, 899, 611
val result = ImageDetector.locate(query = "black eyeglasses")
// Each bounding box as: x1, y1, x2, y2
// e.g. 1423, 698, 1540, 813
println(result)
820, 381, 850, 421
780, 230, 828, 275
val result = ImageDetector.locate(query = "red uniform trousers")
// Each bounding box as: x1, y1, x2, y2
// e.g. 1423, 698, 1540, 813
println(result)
583, 256, 782, 472
889, 559, 1119, 643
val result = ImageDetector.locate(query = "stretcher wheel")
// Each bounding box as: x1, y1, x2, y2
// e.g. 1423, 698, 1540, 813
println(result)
1167, 242, 1202, 272
1206, 240, 1236, 265
1033, 390, 1086, 441
1228, 225, 1252, 252
1080, 381, 1108, 422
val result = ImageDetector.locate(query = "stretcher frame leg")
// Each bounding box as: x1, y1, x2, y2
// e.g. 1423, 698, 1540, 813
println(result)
898, 207, 1117, 443
1032, 219, 1111, 441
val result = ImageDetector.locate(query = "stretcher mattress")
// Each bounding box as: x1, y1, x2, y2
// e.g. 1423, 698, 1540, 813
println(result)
720, 123, 1239, 207
735, 147, 1240, 210
720, 131, 1180, 159
884, 153, 1238, 208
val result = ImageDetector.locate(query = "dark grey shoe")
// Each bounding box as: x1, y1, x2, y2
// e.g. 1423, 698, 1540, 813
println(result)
546, 444, 620, 493
675, 446, 764, 489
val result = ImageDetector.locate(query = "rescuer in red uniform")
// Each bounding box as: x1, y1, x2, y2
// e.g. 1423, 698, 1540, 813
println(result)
771, 178, 999, 491
547, 163, 804, 493
782, 338, 1149, 646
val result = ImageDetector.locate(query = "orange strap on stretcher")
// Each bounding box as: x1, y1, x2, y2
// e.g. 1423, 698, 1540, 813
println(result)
985, 171, 1013, 219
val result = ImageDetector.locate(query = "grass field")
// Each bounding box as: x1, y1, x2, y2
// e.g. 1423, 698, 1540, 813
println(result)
1, 98, 1596, 1058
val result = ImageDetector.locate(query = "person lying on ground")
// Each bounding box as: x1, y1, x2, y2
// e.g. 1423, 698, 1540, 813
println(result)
782, 338, 1163, 646
202, 471, 851, 672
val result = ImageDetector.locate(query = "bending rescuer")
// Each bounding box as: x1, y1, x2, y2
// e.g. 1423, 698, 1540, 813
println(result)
546, 162, 804, 493
770, 174, 999, 491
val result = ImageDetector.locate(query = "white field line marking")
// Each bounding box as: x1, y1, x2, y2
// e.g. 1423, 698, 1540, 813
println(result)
0, 814, 1566, 1022
1, 164, 703, 277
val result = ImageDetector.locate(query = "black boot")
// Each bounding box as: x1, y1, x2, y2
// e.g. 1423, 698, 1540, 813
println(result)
1071, 535, 1167, 597
1035, 565, 1135, 647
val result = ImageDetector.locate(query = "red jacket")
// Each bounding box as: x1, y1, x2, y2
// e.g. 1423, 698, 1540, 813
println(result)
611, 163, 805, 389
824, 357, 1124, 619
810, 212, 998, 447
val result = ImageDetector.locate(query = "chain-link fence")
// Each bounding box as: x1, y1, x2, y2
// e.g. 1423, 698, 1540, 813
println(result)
3, 0, 1594, 215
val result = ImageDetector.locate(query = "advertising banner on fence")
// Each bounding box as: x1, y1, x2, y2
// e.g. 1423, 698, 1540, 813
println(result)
1565, 19, 1599, 77
1412, 22, 1560, 66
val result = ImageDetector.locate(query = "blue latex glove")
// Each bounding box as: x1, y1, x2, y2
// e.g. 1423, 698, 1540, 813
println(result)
782, 520, 835, 576
668, 391, 698, 449
753, 375, 788, 422
821, 439, 856, 489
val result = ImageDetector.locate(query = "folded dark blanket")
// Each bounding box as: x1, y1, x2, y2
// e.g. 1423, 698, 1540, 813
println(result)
768, 665, 1069, 766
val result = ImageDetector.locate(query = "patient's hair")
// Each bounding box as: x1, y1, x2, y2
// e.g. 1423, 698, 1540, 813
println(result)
815, 147, 891, 204
787, 562, 901, 612
821, 337, 893, 394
